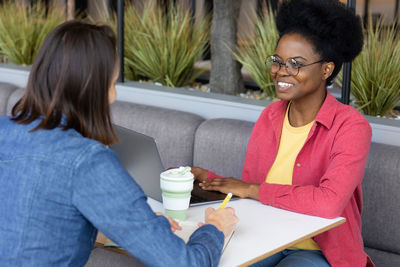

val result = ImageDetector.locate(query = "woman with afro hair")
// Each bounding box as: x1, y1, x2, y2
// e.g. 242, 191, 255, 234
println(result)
192, 0, 374, 266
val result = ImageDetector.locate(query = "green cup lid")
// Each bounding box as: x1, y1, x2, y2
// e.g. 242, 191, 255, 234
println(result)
161, 166, 193, 180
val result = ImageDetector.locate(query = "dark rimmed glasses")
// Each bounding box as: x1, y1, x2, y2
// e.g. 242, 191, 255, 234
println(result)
265, 55, 324, 77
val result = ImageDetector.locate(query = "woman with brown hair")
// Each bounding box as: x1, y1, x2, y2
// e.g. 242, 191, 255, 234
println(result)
0, 21, 237, 266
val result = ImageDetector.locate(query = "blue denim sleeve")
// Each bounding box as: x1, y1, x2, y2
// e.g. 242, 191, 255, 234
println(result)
71, 143, 224, 267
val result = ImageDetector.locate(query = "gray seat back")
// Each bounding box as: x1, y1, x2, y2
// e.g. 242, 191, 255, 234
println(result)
193, 118, 254, 178
0, 82, 19, 115
362, 142, 400, 265
111, 100, 204, 168
5, 87, 24, 116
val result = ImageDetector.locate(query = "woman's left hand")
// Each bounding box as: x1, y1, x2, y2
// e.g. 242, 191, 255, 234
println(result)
199, 177, 260, 200
156, 212, 182, 232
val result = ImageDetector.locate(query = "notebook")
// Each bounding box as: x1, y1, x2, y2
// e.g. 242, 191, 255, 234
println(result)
174, 220, 234, 252
104, 220, 234, 253
111, 124, 239, 206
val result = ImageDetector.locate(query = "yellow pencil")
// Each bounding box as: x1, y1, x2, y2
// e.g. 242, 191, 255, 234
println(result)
218, 193, 233, 210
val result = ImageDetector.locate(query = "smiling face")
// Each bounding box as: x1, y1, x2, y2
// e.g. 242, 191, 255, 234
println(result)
271, 33, 334, 103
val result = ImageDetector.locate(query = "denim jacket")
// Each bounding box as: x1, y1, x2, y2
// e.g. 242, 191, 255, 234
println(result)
0, 117, 224, 267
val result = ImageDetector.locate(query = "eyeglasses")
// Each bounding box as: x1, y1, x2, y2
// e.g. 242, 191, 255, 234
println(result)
265, 55, 324, 77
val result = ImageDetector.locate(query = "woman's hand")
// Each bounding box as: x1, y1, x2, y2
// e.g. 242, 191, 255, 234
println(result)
156, 212, 182, 232
205, 207, 239, 238
200, 177, 260, 200
190, 167, 209, 182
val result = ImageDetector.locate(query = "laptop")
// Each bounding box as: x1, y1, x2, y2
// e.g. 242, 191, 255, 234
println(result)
111, 125, 238, 206
111, 125, 164, 202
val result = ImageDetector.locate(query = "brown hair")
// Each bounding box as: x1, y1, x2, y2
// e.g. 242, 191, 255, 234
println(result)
12, 20, 118, 145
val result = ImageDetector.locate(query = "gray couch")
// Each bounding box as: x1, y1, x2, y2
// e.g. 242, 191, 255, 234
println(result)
1, 82, 399, 267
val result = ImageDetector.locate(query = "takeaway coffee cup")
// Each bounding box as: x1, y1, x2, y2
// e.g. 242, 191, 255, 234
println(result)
160, 166, 194, 221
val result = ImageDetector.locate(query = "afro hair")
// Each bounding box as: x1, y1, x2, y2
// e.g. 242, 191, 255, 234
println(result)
275, 0, 363, 85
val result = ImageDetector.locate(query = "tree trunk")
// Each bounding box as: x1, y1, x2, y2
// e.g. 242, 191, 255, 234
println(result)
88, 0, 109, 22
210, 0, 244, 95
16, 0, 29, 5
67, 0, 75, 20
50, 0, 66, 9
395, 0, 399, 24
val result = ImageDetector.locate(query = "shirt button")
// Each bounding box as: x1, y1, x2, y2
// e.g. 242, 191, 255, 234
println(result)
296, 163, 301, 167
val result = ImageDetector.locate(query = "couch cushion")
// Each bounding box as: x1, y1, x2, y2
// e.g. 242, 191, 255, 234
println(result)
6, 87, 24, 116
0, 82, 19, 115
362, 142, 400, 258
85, 248, 145, 267
193, 118, 254, 178
111, 100, 204, 168
365, 247, 400, 267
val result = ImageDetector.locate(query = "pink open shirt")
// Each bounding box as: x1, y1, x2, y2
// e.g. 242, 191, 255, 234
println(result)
208, 91, 374, 267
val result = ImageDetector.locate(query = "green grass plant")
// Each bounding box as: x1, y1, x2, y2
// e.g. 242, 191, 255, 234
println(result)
234, 7, 279, 98
0, 1, 65, 65
117, 1, 209, 87
343, 19, 400, 117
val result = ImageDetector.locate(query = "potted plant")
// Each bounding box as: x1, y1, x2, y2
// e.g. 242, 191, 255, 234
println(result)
0, 1, 399, 146
116, 1, 209, 88
234, 7, 279, 100
0, 0, 65, 66
343, 18, 400, 118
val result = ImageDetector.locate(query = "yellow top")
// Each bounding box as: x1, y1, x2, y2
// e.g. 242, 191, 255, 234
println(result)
266, 105, 320, 250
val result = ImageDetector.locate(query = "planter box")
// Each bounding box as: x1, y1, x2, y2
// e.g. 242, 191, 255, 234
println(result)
1, 63, 400, 147
116, 81, 269, 122
0, 63, 30, 87
365, 115, 400, 147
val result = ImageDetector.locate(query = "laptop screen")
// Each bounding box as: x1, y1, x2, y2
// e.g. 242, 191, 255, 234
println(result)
111, 125, 165, 202
111, 124, 238, 206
